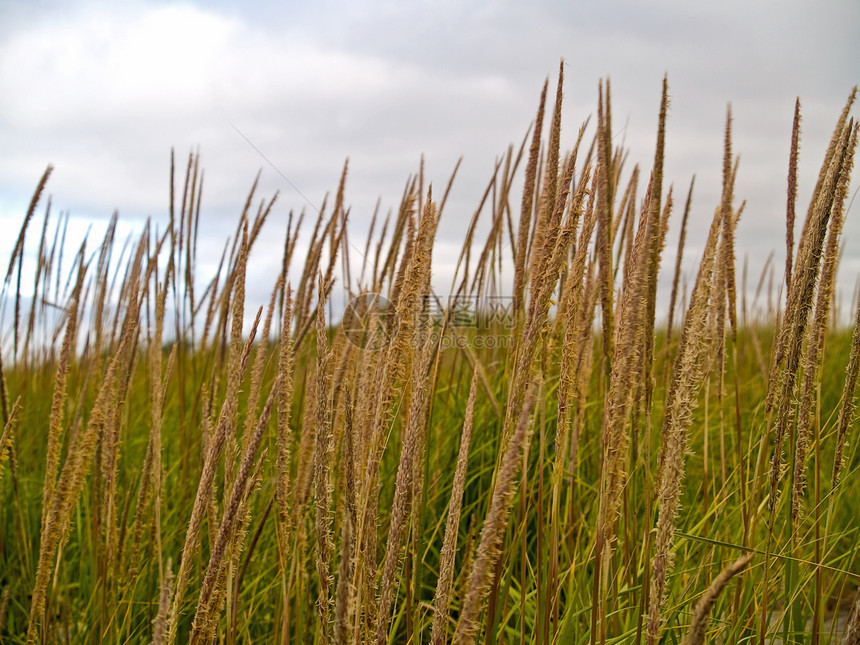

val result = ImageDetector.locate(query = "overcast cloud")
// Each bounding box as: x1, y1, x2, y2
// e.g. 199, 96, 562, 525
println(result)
1, 0, 858, 323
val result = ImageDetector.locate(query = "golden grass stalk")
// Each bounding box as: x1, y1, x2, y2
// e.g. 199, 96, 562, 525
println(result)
767, 118, 852, 525
553, 182, 595, 470
291, 366, 319, 518
595, 83, 616, 375
334, 507, 353, 645
792, 122, 856, 522
3, 165, 52, 360
129, 272, 166, 515
248, 191, 278, 255
51, 211, 70, 306
188, 376, 280, 643
592, 170, 653, 643
753, 118, 852, 643
152, 559, 174, 645
528, 62, 565, 295
371, 211, 391, 291
512, 79, 548, 317
377, 323, 435, 643
0, 398, 21, 492
387, 202, 417, 315
0, 336, 9, 431
700, 113, 737, 514
636, 184, 673, 460
833, 284, 860, 487
199, 386, 218, 553
275, 286, 295, 637
843, 597, 860, 645
504, 105, 584, 467
223, 222, 252, 492
336, 390, 361, 633
165, 307, 261, 645
552, 163, 597, 345
283, 209, 305, 292
376, 185, 413, 293
125, 278, 173, 578
543, 144, 583, 285
98, 233, 147, 593
22, 199, 51, 367
200, 240, 229, 353
771, 91, 854, 398
757, 114, 841, 630
243, 275, 284, 452
469, 149, 515, 299
351, 195, 438, 642
41, 208, 59, 312
666, 175, 694, 356
293, 208, 333, 338
616, 165, 639, 283
311, 286, 335, 645
350, 356, 387, 639
91, 212, 118, 363
449, 160, 499, 300
785, 99, 801, 299
358, 204, 379, 289
452, 379, 539, 645
26, 283, 140, 643
646, 200, 723, 645
569, 261, 598, 478
403, 322, 439, 633
640, 77, 671, 405
797, 87, 856, 266
681, 553, 753, 645
431, 366, 479, 645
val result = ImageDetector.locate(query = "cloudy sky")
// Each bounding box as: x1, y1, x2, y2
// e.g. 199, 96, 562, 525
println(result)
1, 0, 858, 324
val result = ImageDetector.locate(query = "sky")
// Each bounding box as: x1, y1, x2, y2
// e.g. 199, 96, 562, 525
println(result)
1, 0, 858, 329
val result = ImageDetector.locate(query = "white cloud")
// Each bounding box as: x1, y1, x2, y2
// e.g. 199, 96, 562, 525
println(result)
0, 0, 858, 319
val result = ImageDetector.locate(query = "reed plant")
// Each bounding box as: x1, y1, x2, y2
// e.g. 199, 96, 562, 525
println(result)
0, 67, 859, 645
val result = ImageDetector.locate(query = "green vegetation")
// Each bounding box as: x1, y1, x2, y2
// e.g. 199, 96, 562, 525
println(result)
1, 67, 859, 644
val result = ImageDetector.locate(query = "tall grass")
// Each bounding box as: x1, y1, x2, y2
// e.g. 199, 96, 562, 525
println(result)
1, 68, 859, 645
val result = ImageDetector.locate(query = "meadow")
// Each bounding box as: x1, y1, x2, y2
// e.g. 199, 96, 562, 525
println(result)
1, 67, 859, 644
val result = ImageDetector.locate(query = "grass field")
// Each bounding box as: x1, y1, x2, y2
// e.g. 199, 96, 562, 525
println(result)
1, 69, 859, 644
